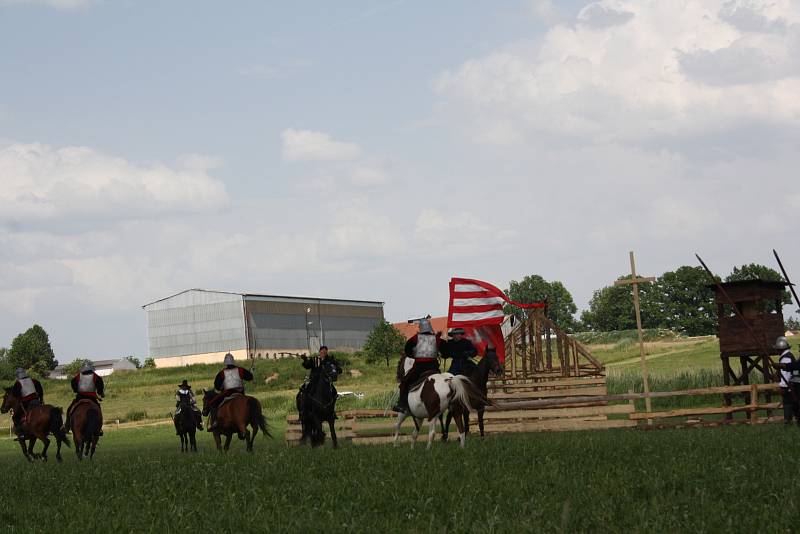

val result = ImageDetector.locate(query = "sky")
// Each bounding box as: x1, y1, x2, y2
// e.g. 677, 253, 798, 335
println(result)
1, 0, 799, 362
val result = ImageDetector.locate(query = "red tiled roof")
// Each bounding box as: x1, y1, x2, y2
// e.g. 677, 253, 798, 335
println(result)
392, 316, 449, 339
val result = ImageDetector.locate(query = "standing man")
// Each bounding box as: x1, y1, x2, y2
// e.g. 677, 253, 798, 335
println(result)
773, 336, 800, 425
208, 353, 253, 431
10, 368, 44, 438
393, 318, 446, 413
443, 328, 478, 376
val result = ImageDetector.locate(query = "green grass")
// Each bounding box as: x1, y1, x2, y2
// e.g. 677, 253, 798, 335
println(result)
2, 423, 800, 532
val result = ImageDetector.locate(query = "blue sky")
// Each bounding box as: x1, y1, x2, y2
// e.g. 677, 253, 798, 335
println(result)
1, 0, 799, 361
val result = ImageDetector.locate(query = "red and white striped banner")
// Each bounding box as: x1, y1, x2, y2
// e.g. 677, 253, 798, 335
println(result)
447, 277, 545, 327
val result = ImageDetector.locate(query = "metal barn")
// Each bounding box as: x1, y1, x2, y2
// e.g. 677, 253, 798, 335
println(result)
143, 289, 384, 368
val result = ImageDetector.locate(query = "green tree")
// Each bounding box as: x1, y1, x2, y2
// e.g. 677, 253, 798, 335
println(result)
7, 324, 58, 377
652, 266, 717, 336
64, 358, 93, 376
505, 275, 578, 330
725, 263, 792, 310
143, 357, 156, 369
0, 347, 12, 381
124, 356, 142, 369
363, 319, 407, 366
580, 275, 662, 332
785, 316, 800, 331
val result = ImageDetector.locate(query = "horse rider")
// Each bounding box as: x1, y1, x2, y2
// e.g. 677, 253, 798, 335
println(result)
174, 379, 204, 432
10, 367, 44, 439
208, 353, 253, 432
393, 317, 446, 413
772, 336, 800, 425
443, 328, 478, 376
299, 346, 343, 407
67, 361, 105, 434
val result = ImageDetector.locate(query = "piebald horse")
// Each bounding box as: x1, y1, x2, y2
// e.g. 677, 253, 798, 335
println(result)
393, 359, 488, 449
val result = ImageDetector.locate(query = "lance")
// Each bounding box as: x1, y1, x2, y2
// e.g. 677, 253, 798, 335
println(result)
773, 249, 800, 315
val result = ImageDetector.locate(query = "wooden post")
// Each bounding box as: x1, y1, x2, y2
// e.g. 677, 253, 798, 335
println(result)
615, 251, 656, 422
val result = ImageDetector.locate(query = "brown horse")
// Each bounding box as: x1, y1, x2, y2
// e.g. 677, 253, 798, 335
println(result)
201, 390, 270, 453
68, 399, 102, 460
1, 388, 71, 463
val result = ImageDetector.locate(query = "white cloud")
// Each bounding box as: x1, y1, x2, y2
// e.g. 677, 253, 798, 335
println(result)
435, 0, 800, 147
281, 129, 362, 162
0, 142, 229, 224
525, 0, 562, 25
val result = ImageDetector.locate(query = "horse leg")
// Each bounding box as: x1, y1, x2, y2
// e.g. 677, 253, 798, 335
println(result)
223, 433, 233, 452
249, 423, 258, 452
411, 417, 421, 449
426, 417, 438, 450
454, 411, 466, 448
40, 436, 51, 462
442, 411, 453, 442
393, 412, 409, 447
328, 418, 338, 449
243, 429, 252, 452
27, 438, 39, 460
213, 432, 222, 452
190, 429, 197, 452
89, 435, 98, 459
55, 434, 63, 463
464, 410, 470, 436
17, 435, 32, 462
477, 408, 485, 437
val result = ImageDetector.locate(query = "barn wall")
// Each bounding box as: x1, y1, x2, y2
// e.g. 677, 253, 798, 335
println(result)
145, 290, 247, 359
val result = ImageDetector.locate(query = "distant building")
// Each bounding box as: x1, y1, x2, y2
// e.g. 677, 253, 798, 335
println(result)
142, 289, 384, 368
51, 358, 138, 380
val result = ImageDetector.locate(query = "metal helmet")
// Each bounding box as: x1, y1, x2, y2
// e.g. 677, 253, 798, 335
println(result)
15, 368, 28, 380
418, 318, 434, 335
775, 336, 791, 350
80, 361, 94, 373
223, 353, 235, 366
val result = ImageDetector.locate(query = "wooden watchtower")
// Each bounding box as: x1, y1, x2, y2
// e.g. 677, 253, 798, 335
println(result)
712, 280, 788, 388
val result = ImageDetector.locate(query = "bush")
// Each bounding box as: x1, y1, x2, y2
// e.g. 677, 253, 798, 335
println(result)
143, 358, 156, 369
124, 410, 148, 422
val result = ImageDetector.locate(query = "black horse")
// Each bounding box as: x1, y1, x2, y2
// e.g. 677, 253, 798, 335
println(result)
173, 393, 200, 452
441, 347, 502, 441
296, 361, 340, 448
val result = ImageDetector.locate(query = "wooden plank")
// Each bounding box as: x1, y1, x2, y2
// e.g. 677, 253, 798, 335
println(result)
490, 386, 608, 400
484, 418, 637, 433
628, 402, 781, 420
489, 377, 607, 390
483, 404, 634, 420
352, 435, 415, 445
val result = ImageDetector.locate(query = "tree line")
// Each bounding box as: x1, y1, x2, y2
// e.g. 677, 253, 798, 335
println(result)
0, 324, 152, 381
505, 264, 798, 336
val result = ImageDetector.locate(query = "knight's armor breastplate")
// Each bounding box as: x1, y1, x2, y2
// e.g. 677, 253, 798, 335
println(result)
19, 377, 36, 398
222, 368, 244, 390
78, 373, 96, 393
414, 335, 437, 358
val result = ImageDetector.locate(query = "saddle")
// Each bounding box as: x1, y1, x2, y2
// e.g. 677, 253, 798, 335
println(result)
407, 370, 439, 392
218, 392, 243, 409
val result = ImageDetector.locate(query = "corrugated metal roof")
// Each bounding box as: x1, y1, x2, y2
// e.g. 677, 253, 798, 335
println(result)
143, 288, 383, 309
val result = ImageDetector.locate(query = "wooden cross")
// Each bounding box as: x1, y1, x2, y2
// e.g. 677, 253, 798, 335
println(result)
614, 251, 656, 420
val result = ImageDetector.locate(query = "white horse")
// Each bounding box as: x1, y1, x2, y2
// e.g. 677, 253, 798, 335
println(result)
393, 369, 487, 449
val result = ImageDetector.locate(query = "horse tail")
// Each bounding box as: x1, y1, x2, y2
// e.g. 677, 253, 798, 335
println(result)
82, 406, 102, 440
50, 407, 71, 448
248, 397, 271, 438
450, 375, 491, 413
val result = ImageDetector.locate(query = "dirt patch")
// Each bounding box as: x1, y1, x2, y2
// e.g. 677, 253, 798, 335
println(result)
349, 369, 363, 378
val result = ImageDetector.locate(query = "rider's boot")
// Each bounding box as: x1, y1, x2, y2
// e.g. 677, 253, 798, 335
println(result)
392, 387, 408, 413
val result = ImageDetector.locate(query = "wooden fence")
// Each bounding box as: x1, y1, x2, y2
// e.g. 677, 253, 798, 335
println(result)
284, 380, 787, 446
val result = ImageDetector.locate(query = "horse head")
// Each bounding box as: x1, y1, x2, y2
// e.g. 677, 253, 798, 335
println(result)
0, 387, 14, 413
200, 388, 214, 416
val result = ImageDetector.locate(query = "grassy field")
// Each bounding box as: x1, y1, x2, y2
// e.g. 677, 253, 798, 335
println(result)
2, 422, 799, 532
3, 336, 797, 532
